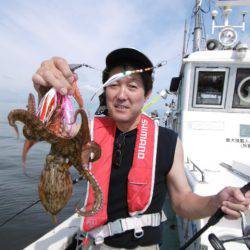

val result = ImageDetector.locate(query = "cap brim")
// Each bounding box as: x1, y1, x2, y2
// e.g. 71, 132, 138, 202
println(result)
106, 48, 153, 70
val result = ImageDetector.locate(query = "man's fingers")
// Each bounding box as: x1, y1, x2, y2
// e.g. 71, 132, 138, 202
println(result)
32, 57, 77, 98
42, 70, 72, 95
234, 188, 246, 201
227, 187, 245, 202
222, 200, 248, 214
217, 186, 250, 220
53, 57, 73, 79
221, 205, 241, 219
32, 73, 48, 87
53, 70, 74, 93
52, 57, 75, 94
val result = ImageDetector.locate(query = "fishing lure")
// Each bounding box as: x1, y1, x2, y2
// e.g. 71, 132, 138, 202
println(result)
36, 89, 72, 134
36, 88, 58, 124
36, 74, 83, 137
60, 95, 75, 136
90, 60, 168, 100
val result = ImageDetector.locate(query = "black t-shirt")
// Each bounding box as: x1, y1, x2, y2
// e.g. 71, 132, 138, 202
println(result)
104, 126, 178, 248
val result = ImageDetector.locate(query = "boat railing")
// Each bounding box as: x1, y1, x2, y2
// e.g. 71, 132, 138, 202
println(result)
187, 158, 206, 183
220, 162, 250, 181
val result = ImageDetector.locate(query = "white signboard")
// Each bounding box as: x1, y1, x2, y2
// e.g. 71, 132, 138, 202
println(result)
217, 0, 250, 6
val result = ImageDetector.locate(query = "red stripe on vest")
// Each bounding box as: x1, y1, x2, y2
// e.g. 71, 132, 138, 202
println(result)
82, 114, 157, 231
128, 115, 156, 215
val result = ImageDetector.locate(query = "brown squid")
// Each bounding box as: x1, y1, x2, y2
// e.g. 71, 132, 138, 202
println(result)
8, 93, 103, 222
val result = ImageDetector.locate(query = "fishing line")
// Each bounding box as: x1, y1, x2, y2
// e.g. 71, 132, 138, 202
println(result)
141, 95, 161, 112
69, 63, 102, 72
0, 175, 84, 227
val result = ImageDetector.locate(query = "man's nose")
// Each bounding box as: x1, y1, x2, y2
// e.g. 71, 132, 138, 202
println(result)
116, 85, 127, 100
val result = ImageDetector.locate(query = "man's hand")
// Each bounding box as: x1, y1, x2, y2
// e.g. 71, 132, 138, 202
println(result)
215, 187, 250, 219
32, 57, 76, 100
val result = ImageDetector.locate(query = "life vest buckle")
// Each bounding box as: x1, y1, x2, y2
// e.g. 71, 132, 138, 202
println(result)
134, 227, 144, 239
94, 236, 104, 245
133, 216, 144, 239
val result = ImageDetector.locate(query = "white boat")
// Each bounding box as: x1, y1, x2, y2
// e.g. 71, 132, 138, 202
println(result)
169, 1, 250, 249
24, 214, 81, 250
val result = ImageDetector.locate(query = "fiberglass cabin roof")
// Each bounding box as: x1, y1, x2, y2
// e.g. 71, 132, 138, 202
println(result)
183, 50, 250, 64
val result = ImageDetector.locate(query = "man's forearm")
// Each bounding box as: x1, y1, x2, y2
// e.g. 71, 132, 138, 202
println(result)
173, 192, 220, 220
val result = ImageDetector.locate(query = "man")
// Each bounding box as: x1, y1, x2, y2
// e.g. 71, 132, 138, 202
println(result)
150, 110, 160, 126
32, 48, 250, 249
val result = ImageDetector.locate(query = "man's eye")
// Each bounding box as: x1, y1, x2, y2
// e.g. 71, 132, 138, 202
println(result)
109, 82, 118, 88
129, 84, 137, 89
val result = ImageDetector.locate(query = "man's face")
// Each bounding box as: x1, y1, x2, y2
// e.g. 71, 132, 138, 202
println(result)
105, 66, 151, 130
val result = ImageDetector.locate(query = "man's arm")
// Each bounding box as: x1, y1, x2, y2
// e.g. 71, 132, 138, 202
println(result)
167, 138, 250, 220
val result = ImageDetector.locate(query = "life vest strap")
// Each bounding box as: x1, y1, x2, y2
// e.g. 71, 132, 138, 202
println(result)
88, 212, 167, 245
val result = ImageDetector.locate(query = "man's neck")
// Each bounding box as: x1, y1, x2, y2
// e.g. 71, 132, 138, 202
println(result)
116, 115, 141, 132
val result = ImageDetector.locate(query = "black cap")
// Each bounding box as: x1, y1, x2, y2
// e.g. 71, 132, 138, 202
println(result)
105, 48, 153, 71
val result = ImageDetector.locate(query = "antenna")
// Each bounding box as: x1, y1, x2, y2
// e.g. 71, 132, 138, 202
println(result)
193, 0, 202, 52
211, 1, 249, 47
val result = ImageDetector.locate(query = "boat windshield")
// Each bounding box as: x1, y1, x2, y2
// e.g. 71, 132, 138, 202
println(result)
196, 71, 225, 105
193, 68, 228, 108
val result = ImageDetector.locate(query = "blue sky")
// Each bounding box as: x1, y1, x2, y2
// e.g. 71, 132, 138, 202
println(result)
0, 0, 250, 113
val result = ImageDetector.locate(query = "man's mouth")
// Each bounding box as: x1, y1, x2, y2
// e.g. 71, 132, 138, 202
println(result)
114, 104, 128, 110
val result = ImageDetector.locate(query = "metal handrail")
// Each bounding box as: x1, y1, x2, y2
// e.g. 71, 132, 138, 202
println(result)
188, 159, 206, 182
220, 162, 250, 181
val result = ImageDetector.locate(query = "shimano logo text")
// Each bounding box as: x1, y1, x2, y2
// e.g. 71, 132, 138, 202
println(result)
138, 119, 148, 159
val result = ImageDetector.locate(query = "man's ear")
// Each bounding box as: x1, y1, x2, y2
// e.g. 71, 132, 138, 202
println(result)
145, 90, 152, 102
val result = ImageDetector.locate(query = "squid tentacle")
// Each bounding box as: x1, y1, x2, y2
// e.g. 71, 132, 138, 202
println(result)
22, 139, 37, 174
75, 167, 103, 216
27, 93, 36, 115
8, 109, 28, 137
88, 141, 102, 162
81, 142, 101, 164
71, 109, 91, 145
8, 109, 69, 144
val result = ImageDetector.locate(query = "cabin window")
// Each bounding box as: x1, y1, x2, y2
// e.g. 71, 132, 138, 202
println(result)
232, 68, 250, 109
193, 68, 228, 108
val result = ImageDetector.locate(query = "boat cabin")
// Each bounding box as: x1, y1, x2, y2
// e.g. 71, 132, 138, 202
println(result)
170, 50, 250, 171
172, 50, 250, 249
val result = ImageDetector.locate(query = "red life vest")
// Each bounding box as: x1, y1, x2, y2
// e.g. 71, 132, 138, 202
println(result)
81, 114, 159, 232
